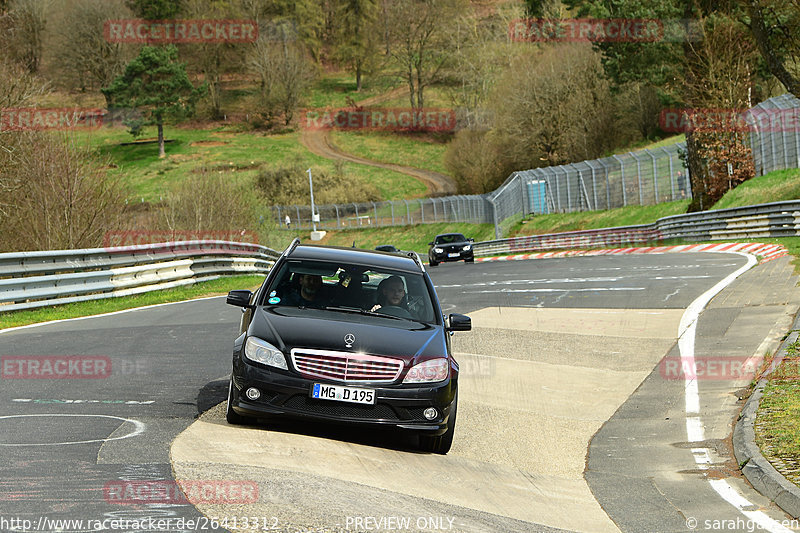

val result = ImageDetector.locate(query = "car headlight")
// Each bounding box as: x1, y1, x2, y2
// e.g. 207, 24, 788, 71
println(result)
434, 247, 444, 253
244, 337, 287, 370
403, 358, 449, 383
463, 244, 471, 251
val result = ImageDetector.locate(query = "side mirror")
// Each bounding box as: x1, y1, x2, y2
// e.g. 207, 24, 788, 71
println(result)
447, 313, 471, 332
428, 241, 434, 246
227, 290, 253, 308
468, 238, 474, 242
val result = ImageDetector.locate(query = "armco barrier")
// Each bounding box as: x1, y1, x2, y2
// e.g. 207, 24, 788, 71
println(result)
0, 241, 280, 312
2, 200, 798, 311
473, 200, 800, 256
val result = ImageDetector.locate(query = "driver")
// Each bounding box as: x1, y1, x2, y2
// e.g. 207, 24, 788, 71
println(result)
370, 276, 411, 317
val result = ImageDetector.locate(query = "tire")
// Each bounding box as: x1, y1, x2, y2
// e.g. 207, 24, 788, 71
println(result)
419, 392, 457, 455
465, 257, 474, 263
225, 378, 247, 425
429, 259, 439, 266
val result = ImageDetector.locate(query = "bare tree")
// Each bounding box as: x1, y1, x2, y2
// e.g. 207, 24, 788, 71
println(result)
385, 0, 467, 110
445, 3, 522, 130
247, 27, 316, 127
333, 0, 380, 92
53, 0, 130, 97
160, 170, 255, 233
0, 133, 129, 252
6, 0, 51, 73
746, 0, 800, 97
682, 16, 759, 210
0, 57, 48, 217
490, 44, 620, 168
182, 0, 247, 120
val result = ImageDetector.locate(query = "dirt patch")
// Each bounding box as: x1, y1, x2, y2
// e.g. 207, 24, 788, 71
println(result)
190, 140, 228, 147
168, 153, 200, 162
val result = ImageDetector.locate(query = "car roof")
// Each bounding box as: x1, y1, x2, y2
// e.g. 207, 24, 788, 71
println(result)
435, 233, 467, 239
288, 244, 423, 273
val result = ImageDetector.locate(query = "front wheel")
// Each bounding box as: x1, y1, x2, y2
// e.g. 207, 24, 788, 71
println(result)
419, 393, 457, 454
225, 378, 247, 425
465, 257, 474, 263
429, 259, 439, 266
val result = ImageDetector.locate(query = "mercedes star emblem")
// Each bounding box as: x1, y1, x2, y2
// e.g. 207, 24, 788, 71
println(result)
344, 333, 356, 347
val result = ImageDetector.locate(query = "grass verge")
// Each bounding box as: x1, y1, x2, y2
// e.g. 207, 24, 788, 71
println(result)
711, 168, 800, 210
0, 275, 265, 330
755, 337, 800, 487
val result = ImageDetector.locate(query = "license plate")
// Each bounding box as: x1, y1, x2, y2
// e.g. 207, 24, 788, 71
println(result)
311, 383, 375, 405
448, 252, 460, 258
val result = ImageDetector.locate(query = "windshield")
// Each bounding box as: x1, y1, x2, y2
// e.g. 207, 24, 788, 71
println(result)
263, 259, 438, 324
435, 234, 467, 244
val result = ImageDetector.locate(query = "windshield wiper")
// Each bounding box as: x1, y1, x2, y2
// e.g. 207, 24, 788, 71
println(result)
321, 305, 412, 321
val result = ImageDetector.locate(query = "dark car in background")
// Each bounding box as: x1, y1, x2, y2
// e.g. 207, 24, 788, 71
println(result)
428, 233, 474, 266
374, 244, 400, 253
225, 238, 471, 454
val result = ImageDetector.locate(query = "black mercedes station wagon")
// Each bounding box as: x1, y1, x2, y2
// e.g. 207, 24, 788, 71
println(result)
225, 239, 471, 454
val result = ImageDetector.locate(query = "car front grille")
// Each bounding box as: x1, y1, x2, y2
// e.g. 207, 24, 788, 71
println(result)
290, 349, 403, 383
283, 395, 400, 420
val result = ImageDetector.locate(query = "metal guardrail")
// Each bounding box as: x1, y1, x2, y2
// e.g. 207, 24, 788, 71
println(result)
3, 201, 798, 312
473, 200, 800, 256
0, 241, 281, 312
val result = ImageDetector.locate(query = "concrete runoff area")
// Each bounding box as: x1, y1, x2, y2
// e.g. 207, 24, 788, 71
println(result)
171, 307, 684, 532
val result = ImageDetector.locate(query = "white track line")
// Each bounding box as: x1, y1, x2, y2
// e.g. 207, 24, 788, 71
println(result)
678, 251, 793, 532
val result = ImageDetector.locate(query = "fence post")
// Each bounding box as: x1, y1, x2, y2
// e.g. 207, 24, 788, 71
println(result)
569, 163, 591, 211
488, 196, 501, 239
596, 159, 611, 209
295, 205, 301, 229
335, 204, 341, 228
611, 154, 627, 207
372, 202, 378, 226
660, 147, 675, 201
629, 152, 644, 205
419, 199, 425, 223
644, 148, 659, 203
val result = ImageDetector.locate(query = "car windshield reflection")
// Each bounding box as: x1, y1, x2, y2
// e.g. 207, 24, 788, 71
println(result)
263, 260, 437, 324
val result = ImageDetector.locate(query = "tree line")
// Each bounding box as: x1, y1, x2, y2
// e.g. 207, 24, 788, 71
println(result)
0, 0, 798, 251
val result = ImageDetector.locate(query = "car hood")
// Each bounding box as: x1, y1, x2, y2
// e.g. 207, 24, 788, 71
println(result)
250, 306, 448, 363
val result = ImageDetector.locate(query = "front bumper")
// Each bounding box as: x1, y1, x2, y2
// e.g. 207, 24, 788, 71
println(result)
230, 360, 457, 435
430, 249, 474, 262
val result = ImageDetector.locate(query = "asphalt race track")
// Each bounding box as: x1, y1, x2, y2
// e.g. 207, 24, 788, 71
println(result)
1, 252, 798, 533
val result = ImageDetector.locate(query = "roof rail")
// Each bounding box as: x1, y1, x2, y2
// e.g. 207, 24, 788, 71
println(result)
278, 237, 301, 261
405, 250, 425, 271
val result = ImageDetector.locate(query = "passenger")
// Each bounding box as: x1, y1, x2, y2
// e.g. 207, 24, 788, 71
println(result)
285, 274, 329, 307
